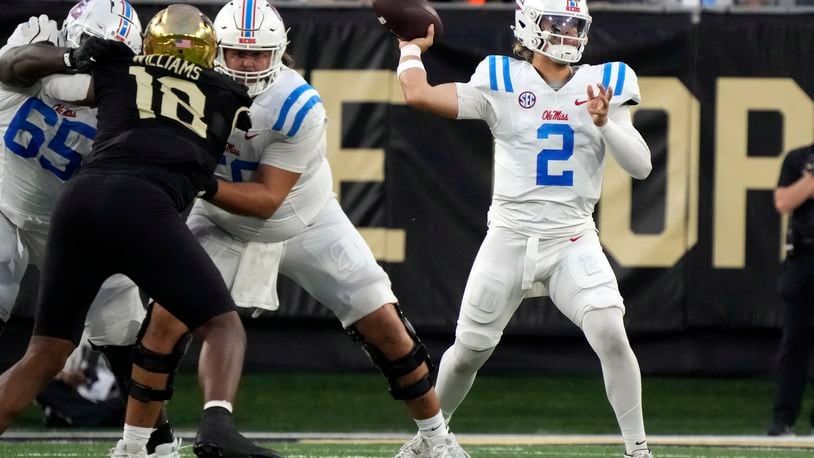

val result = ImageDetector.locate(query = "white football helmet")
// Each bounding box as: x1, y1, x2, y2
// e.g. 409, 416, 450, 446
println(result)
214, 0, 288, 96
514, 0, 591, 64
61, 0, 142, 54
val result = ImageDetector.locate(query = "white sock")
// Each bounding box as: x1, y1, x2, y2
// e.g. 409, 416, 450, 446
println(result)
435, 341, 495, 424
582, 308, 648, 454
122, 423, 154, 450
415, 411, 447, 439
204, 400, 233, 413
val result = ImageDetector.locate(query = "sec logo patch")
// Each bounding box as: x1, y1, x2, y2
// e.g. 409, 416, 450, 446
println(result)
518, 91, 536, 109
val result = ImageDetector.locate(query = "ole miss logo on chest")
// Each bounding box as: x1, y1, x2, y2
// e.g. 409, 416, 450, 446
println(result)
542, 109, 569, 121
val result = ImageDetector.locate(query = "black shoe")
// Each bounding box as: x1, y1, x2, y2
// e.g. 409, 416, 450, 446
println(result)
147, 421, 176, 454
193, 407, 282, 458
767, 422, 795, 436
43, 407, 72, 428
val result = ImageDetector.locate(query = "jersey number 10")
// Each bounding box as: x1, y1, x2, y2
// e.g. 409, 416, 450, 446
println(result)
129, 67, 208, 139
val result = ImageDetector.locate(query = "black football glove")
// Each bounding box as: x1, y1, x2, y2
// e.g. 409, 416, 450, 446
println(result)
65, 36, 113, 72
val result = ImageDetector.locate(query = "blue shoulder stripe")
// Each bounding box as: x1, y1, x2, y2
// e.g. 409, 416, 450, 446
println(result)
488, 56, 498, 91
272, 83, 311, 130
601, 63, 612, 90
287, 95, 322, 137
501, 56, 513, 93
613, 62, 627, 95
272, 83, 312, 132
614, 62, 626, 96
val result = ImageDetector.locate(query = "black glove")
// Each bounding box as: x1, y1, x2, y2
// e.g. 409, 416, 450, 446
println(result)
199, 177, 220, 201
64, 36, 113, 72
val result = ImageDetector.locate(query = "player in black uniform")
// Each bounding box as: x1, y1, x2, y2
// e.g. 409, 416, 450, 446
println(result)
0, 5, 279, 457
769, 143, 814, 436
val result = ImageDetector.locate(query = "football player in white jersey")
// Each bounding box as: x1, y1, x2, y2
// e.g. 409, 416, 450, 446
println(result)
394, 0, 653, 457
0, 2, 179, 456
148, 1, 468, 457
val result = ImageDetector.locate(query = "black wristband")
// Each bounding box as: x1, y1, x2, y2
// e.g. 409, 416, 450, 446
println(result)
200, 177, 219, 201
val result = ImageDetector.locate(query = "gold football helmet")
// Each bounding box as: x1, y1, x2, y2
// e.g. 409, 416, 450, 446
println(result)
142, 4, 217, 68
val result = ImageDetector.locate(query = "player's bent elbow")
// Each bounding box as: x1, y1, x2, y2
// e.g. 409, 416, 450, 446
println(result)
402, 83, 435, 112
255, 206, 276, 220
774, 197, 793, 215
632, 163, 652, 180
402, 86, 425, 109
773, 189, 788, 214
255, 199, 283, 220
624, 160, 651, 180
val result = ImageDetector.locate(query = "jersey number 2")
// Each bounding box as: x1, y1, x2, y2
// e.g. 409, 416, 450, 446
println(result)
129, 67, 208, 139
536, 123, 574, 187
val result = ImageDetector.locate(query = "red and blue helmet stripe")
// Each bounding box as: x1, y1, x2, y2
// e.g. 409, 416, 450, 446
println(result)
115, 1, 134, 42
242, 0, 256, 39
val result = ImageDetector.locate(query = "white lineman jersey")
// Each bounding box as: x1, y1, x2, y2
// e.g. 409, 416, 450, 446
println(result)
0, 66, 141, 346
201, 66, 332, 243
456, 57, 641, 239
0, 82, 97, 234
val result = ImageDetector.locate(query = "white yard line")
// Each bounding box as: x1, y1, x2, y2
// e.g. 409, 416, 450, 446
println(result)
3, 432, 814, 448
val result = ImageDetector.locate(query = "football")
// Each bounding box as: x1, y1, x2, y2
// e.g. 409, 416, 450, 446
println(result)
372, 0, 444, 41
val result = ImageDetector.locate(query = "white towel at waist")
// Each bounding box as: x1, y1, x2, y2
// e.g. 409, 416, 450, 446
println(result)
231, 241, 284, 317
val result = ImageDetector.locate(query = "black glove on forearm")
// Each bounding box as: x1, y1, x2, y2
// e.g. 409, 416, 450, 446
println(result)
65, 36, 112, 72
200, 177, 220, 201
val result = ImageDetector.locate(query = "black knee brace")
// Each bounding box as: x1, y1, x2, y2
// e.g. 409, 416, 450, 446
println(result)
129, 304, 192, 403
348, 304, 434, 401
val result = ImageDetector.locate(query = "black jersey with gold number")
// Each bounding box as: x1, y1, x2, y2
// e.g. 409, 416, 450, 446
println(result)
82, 42, 251, 210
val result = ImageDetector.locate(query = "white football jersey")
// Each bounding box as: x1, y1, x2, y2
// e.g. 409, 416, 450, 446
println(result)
200, 66, 331, 243
0, 77, 97, 234
457, 56, 640, 238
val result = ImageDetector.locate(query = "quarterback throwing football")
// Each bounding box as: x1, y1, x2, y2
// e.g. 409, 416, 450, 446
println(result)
395, 0, 653, 457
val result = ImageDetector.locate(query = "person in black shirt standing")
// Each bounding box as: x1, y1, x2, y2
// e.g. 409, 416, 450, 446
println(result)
0, 5, 279, 457
769, 143, 814, 436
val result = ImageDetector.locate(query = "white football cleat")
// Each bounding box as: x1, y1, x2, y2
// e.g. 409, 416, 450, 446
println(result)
395, 432, 430, 457
110, 439, 148, 458
150, 437, 182, 458
429, 433, 470, 458
625, 449, 653, 458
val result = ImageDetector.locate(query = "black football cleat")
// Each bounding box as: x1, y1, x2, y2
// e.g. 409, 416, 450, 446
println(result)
193, 407, 282, 458
767, 422, 795, 437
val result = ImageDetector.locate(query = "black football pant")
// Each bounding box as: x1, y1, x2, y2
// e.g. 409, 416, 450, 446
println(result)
33, 173, 236, 345
772, 250, 814, 428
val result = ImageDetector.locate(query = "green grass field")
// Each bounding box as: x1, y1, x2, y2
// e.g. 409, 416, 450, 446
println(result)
0, 442, 812, 457
4, 372, 814, 456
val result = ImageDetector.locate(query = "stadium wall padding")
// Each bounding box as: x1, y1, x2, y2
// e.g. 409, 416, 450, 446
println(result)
1, 4, 813, 344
